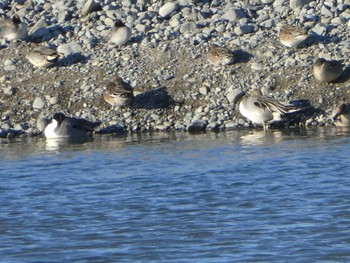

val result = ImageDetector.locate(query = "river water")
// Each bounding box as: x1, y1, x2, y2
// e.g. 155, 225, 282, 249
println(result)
1, 127, 350, 262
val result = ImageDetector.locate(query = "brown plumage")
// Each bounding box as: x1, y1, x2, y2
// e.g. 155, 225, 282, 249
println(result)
207, 44, 235, 66
103, 76, 134, 107
313, 58, 343, 82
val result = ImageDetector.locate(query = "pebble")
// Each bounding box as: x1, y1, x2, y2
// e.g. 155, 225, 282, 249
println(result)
222, 7, 246, 21
159, 2, 178, 18
290, 0, 313, 9
187, 119, 207, 133
81, 0, 101, 16
33, 97, 45, 110
57, 42, 83, 55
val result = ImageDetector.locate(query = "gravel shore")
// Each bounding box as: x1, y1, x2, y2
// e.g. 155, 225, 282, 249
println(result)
0, 0, 349, 138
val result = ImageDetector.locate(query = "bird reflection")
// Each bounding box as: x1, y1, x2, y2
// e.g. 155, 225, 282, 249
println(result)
45, 137, 93, 151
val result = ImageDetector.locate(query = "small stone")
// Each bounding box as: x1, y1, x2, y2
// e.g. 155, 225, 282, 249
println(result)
222, 8, 246, 22
28, 18, 49, 40
260, 18, 278, 28
81, 0, 102, 16
312, 24, 327, 35
37, 117, 49, 132
159, 2, 178, 18
33, 97, 45, 109
290, 0, 312, 9
226, 88, 244, 105
3, 87, 16, 96
206, 122, 219, 131
57, 42, 83, 55
49, 96, 60, 105
187, 119, 207, 133
199, 86, 208, 96
180, 21, 198, 34
251, 62, 262, 71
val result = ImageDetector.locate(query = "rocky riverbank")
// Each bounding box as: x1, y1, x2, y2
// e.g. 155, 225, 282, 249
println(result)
0, 0, 349, 138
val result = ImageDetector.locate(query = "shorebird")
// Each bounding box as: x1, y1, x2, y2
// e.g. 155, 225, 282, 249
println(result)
313, 58, 343, 83
103, 76, 134, 107
332, 104, 350, 127
239, 89, 304, 131
44, 113, 101, 139
278, 24, 308, 48
26, 45, 60, 68
109, 19, 131, 47
207, 44, 235, 66
0, 14, 27, 41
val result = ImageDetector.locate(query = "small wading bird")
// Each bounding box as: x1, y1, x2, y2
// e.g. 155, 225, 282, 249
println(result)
313, 58, 343, 83
239, 89, 305, 131
103, 76, 134, 107
278, 24, 308, 48
109, 19, 131, 47
44, 113, 101, 139
332, 104, 350, 127
207, 44, 235, 66
0, 14, 27, 41
26, 45, 61, 68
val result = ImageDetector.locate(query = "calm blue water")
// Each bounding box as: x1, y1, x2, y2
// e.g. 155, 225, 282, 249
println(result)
1, 128, 350, 262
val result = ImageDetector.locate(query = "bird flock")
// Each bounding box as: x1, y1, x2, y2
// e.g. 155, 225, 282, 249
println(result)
0, 10, 348, 139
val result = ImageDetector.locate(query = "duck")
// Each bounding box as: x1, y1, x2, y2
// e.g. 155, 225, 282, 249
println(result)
332, 104, 350, 127
0, 14, 27, 41
313, 58, 343, 83
44, 113, 101, 139
26, 45, 60, 68
109, 19, 131, 47
207, 44, 235, 66
278, 24, 308, 48
239, 89, 303, 131
103, 76, 134, 107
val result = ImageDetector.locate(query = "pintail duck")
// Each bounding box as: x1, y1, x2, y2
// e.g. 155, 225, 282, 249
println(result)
313, 58, 343, 83
332, 104, 350, 127
26, 45, 60, 68
278, 24, 308, 48
239, 89, 303, 131
207, 44, 235, 66
103, 76, 134, 107
109, 19, 131, 47
0, 14, 27, 41
44, 113, 101, 139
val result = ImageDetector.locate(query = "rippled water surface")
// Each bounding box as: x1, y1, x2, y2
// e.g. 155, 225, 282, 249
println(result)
1, 128, 350, 262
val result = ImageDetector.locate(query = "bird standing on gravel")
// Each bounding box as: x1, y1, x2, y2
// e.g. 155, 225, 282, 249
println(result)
109, 19, 131, 47
103, 76, 134, 107
0, 14, 27, 41
278, 24, 308, 48
26, 45, 61, 68
207, 44, 235, 66
44, 113, 101, 139
313, 58, 343, 83
239, 89, 304, 131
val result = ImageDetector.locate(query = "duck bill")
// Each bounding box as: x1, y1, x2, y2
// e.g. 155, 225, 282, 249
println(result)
332, 113, 340, 120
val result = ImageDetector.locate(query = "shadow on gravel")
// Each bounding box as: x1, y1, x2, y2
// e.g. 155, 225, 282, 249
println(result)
134, 87, 175, 109
232, 50, 253, 63
58, 53, 89, 67
334, 66, 350, 83
306, 33, 331, 47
